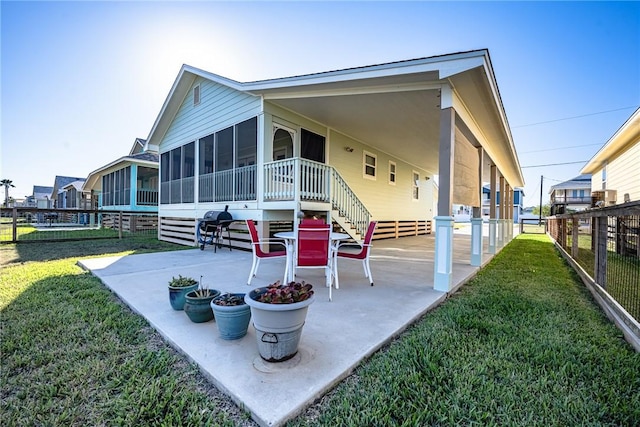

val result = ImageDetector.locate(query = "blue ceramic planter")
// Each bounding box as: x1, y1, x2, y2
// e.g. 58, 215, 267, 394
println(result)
184, 289, 220, 323
168, 283, 199, 310
211, 293, 251, 340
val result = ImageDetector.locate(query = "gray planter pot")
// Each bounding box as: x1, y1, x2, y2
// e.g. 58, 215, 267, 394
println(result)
245, 290, 315, 362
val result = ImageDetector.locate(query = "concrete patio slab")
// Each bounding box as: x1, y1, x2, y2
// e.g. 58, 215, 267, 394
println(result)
78, 231, 501, 427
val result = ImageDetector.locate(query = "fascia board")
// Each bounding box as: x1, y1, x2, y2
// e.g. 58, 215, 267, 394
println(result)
261, 82, 443, 100
581, 108, 640, 174
246, 51, 488, 92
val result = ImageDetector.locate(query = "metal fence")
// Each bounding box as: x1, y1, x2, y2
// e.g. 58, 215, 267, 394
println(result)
547, 201, 640, 327
519, 218, 547, 234
0, 207, 158, 243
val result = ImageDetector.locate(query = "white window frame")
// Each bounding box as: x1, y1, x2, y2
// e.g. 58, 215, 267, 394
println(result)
388, 161, 396, 185
412, 171, 420, 200
193, 84, 201, 106
363, 150, 377, 180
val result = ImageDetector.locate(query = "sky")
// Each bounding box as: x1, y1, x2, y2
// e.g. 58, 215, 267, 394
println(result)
1, 1, 639, 208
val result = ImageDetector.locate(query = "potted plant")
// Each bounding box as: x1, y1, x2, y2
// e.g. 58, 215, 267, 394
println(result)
210, 293, 251, 340
245, 280, 315, 362
184, 277, 220, 323
168, 275, 199, 310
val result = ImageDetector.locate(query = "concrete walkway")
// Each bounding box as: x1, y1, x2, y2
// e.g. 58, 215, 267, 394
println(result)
78, 229, 505, 427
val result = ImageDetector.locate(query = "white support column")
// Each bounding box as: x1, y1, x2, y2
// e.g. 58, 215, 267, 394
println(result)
471, 147, 484, 267
470, 217, 483, 267
434, 216, 455, 291
434, 106, 455, 292
508, 186, 514, 240
505, 183, 511, 242
497, 175, 505, 248
488, 164, 497, 254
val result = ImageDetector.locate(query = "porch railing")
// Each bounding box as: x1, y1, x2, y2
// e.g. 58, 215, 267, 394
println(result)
137, 189, 158, 206
551, 196, 592, 204
197, 165, 256, 203
264, 158, 371, 237
331, 168, 370, 237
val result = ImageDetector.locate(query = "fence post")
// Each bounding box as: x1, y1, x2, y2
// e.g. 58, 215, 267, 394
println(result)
12, 207, 18, 243
571, 215, 579, 258
118, 211, 123, 239
594, 216, 607, 288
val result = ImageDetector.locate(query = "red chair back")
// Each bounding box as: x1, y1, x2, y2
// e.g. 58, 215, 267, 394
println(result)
246, 219, 268, 257
363, 221, 378, 245
300, 218, 326, 227
297, 226, 330, 267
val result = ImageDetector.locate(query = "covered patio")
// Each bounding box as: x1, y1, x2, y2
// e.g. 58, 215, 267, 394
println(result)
79, 225, 515, 427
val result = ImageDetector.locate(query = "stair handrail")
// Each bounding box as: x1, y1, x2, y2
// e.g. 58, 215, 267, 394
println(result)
330, 168, 371, 237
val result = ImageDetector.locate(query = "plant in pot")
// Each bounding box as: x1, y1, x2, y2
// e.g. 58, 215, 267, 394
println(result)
184, 276, 220, 323
210, 293, 251, 340
168, 275, 199, 311
245, 280, 315, 362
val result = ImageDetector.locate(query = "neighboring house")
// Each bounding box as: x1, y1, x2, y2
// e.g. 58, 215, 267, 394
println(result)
82, 138, 159, 211
481, 185, 524, 222
23, 185, 54, 208
143, 48, 524, 295
50, 176, 85, 208
548, 174, 592, 215
61, 180, 90, 209
581, 108, 640, 204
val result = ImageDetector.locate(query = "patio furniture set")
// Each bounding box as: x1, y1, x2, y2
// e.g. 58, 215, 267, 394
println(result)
246, 219, 378, 301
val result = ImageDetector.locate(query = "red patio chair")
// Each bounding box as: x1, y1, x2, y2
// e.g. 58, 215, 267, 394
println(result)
246, 220, 288, 286
335, 221, 378, 286
295, 225, 334, 300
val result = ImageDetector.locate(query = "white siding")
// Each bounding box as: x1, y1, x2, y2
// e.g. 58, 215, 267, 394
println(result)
329, 130, 433, 221
161, 77, 261, 151
608, 140, 640, 202
591, 167, 604, 193
263, 102, 433, 221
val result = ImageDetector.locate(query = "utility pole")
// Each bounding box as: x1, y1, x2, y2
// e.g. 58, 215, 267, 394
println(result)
538, 175, 543, 226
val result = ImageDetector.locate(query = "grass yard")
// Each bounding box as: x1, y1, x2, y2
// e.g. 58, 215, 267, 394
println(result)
1, 234, 639, 426
1, 236, 254, 426
290, 234, 640, 426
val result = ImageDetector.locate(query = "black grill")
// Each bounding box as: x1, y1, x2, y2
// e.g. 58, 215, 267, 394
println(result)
197, 205, 234, 252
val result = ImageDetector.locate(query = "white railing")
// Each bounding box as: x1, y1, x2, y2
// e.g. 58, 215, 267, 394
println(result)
137, 189, 158, 206
331, 169, 371, 237
197, 165, 257, 202
264, 158, 296, 200
264, 158, 370, 236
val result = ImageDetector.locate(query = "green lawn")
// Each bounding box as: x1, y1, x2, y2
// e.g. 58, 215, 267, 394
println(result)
1, 234, 639, 426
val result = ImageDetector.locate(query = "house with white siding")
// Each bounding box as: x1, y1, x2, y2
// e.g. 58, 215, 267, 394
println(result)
581, 108, 640, 204
83, 138, 159, 212
145, 49, 524, 291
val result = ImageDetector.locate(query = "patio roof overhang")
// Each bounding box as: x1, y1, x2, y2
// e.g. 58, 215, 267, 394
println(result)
246, 50, 524, 188
144, 50, 523, 190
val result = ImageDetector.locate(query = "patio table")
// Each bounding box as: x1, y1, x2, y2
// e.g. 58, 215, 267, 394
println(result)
275, 231, 349, 285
